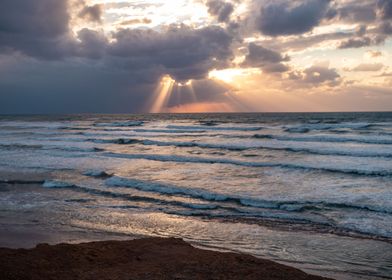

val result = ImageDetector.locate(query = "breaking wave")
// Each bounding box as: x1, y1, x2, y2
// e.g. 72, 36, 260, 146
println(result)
102, 152, 392, 176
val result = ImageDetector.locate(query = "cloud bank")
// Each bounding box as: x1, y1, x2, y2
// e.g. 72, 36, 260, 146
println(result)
0, 0, 391, 113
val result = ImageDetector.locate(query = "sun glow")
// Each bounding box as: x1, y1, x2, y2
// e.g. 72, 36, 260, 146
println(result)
208, 68, 260, 84
177, 80, 192, 87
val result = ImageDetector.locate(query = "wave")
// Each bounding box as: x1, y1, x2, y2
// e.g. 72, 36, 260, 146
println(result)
199, 121, 218, 126
65, 198, 95, 203
43, 180, 77, 188
166, 125, 263, 131
38, 177, 392, 239
88, 138, 141, 145
0, 144, 43, 150
87, 137, 392, 158
133, 128, 207, 133
42, 179, 220, 211
253, 134, 392, 145
284, 122, 375, 133
105, 176, 392, 215
83, 170, 113, 178
0, 179, 45, 185
94, 121, 144, 127
141, 139, 392, 158
58, 126, 89, 131
103, 152, 392, 176
50, 146, 104, 153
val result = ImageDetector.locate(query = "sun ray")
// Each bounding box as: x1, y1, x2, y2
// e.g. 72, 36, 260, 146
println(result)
149, 75, 175, 113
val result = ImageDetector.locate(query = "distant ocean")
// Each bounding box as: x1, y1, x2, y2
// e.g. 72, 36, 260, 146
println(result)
0, 112, 391, 280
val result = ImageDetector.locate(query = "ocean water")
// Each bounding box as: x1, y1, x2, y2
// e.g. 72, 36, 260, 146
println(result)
0, 112, 391, 279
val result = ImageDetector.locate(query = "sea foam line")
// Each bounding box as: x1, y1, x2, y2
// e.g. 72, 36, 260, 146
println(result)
102, 152, 392, 176
105, 176, 392, 215
86, 137, 392, 158
252, 133, 392, 145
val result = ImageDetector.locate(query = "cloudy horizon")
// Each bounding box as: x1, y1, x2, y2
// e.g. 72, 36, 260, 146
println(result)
0, 0, 392, 114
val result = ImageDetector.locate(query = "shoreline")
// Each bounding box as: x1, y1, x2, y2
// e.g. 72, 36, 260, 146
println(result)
0, 237, 333, 280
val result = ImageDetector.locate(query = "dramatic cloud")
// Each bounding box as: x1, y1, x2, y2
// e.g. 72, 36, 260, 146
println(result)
379, 21, 392, 35
76, 28, 108, 59
0, 0, 391, 113
109, 25, 234, 81
256, 0, 332, 36
0, 0, 72, 59
206, 0, 234, 23
241, 43, 290, 73
334, 1, 377, 23
377, 0, 392, 20
302, 65, 340, 85
288, 63, 341, 86
338, 37, 372, 49
78, 4, 103, 23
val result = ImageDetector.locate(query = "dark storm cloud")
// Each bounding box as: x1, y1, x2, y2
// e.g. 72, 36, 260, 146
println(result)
0, 56, 155, 114
302, 65, 340, 84
248, 0, 392, 51
288, 64, 340, 86
377, 0, 392, 19
0, 0, 73, 59
0, 0, 238, 113
243, 43, 289, 64
76, 29, 108, 59
206, 0, 234, 23
78, 4, 103, 23
0, 0, 235, 83
328, 0, 392, 49
1, 0, 390, 114
338, 35, 386, 49
378, 21, 392, 35
256, 0, 332, 36
338, 37, 372, 48
108, 25, 234, 81
257, 31, 350, 52
241, 43, 290, 73
334, 1, 376, 23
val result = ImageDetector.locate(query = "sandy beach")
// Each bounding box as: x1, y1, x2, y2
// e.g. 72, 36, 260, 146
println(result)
0, 237, 333, 280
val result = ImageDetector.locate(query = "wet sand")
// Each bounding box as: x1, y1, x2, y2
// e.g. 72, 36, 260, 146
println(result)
0, 237, 333, 280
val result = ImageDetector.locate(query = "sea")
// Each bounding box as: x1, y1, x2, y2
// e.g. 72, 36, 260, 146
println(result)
0, 112, 391, 280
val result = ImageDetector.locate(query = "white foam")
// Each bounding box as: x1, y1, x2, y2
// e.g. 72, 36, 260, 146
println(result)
92, 137, 392, 158
253, 133, 392, 145
105, 176, 229, 201
103, 152, 392, 176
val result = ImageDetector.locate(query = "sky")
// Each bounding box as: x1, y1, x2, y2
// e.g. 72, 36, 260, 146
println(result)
0, 0, 391, 113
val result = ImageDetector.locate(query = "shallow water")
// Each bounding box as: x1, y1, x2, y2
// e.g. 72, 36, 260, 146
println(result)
0, 112, 391, 279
